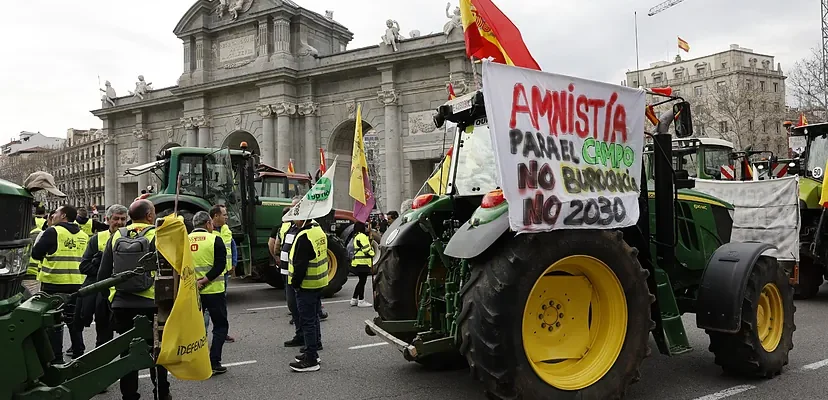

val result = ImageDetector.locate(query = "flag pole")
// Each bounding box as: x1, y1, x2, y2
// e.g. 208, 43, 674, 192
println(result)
634, 11, 641, 87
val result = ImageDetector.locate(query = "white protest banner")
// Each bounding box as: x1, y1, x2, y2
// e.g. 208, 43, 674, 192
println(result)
482, 61, 646, 232
283, 158, 338, 221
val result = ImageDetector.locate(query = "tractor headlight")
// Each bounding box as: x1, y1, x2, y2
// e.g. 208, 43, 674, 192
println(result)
0, 247, 29, 276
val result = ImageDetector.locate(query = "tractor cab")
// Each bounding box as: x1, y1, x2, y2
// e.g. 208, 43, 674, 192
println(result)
793, 122, 828, 183
644, 137, 734, 180
254, 164, 313, 199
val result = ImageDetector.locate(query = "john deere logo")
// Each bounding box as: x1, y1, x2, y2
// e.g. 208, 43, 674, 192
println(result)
307, 177, 332, 201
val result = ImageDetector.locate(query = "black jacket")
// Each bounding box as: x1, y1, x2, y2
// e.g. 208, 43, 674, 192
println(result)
289, 224, 320, 291
31, 222, 84, 293
77, 231, 111, 326
76, 216, 108, 234
97, 224, 156, 309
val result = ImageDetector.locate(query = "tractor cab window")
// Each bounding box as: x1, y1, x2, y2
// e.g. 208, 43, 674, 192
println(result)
807, 133, 828, 179
673, 153, 698, 178
452, 121, 500, 196
287, 179, 311, 198
703, 147, 732, 177
178, 155, 206, 196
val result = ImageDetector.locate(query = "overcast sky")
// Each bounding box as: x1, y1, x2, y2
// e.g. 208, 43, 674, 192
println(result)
0, 0, 820, 143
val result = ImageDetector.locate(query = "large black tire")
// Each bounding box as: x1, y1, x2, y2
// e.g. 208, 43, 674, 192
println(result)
373, 245, 467, 370
793, 257, 823, 299
256, 263, 285, 289
707, 256, 796, 378
458, 230, 653, 400
156, 208, 195, 232
321, 234, 349, 298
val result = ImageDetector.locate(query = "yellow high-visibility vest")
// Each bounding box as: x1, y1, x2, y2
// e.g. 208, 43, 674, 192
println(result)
189, 230, 225, 295
77, 219, 93, 236
218, 224, 233, 273
97, 230, 113, 253
39, 226, 87, 285
351, 232, 375, 268
288, 224, 329, 290
34, 217, 46, 230
26, 227, 41, 278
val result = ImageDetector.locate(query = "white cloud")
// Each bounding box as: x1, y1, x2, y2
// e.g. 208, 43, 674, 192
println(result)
0, 0, 820, 143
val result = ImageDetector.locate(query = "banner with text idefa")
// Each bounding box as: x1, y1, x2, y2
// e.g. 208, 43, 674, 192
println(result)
482, 61, 646, 233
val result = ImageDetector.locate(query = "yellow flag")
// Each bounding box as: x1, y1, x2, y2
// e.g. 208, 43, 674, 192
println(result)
426, 147, 453, 195
820, 158, 828, 208
155, 214, 212, 381
349, 103, 368, 204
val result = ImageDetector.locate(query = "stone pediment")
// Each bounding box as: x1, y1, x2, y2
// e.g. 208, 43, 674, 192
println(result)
174, 0, 349, 37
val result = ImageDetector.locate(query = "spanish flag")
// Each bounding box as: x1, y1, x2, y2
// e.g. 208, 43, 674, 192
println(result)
287, 159, 295, 174
319, 147, 327, 174
448, 83, 457, 100
427, 146, 453, 195
678, 37, 690, 52
460, 0, 540, 70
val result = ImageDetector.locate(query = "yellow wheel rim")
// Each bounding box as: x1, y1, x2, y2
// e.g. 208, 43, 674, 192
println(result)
756, 283, 784, 352
521, 255, 628, 391
327, 249, 338, 281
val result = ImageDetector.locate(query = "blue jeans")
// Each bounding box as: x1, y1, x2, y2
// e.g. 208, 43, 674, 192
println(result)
201, 293, 229, 365
295, 289, 322, 360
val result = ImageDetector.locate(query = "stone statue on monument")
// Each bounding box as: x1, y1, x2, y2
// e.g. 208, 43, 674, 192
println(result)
381, 19, 403, 52
100, 80, 116, 107
129, 75, 153, 100
215, 0, 253, 20
444, 3, 461, 36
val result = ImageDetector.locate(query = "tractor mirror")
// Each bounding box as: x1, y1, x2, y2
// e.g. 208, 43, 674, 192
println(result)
673, 101, 693, 138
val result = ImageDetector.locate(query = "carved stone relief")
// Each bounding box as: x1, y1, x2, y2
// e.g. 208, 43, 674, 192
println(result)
408, 110, 439, 135
119, 148, 138, 165
297, 102, 319, 116
377, 89, 398, 105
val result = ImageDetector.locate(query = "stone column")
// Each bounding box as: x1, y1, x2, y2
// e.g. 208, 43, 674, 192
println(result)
298, 102, 319, 173
194, 115, 211, 148
183, 39, 192, 74
273, 102, 296, 169
133, 129, 150, 191
273, 19, 291, 54
379, 88, 402, 211
181, 117, 197, 146
102, 128, 117, 207
257, 18, 270, 59
257, 105, 275, 166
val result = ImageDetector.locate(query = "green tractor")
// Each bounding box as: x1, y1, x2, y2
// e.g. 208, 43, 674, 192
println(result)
789, 122, 828, 298
125, 146, 351, 298
0, 175, 155, 399
366, 88, 795, 398
644, 137, 734, 180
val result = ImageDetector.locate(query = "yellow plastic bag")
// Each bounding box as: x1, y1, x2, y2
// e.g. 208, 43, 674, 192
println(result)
155, 214, 212, 381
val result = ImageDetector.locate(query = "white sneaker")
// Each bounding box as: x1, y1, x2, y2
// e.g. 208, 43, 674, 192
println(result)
350, 298, 358, 306
358, 299, 372, 308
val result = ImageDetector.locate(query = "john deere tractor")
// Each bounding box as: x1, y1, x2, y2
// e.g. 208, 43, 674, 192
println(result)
366, 86, 795, 398
125, 146, 350, 298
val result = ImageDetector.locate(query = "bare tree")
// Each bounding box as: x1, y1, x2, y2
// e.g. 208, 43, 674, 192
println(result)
787, 47, 827, 115
692, 75, 787, 155
0, 151, 52, 186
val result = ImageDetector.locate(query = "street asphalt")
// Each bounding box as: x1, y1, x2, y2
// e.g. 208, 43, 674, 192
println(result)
66, 277, 828, 400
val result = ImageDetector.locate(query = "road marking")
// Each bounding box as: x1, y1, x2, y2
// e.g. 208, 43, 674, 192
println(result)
802, 359, 828, 370
691, 385, 755, 400
349, 342, 389, 350
139, 360, 258, 379
246, 299, 352, 311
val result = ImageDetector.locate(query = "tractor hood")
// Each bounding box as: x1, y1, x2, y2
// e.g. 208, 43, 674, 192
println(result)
799, 177, 822, 209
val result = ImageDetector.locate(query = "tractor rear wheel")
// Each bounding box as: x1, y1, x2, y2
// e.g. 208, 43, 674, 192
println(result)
321, 234, 349, 298
458, 230, 653, 399
707, 256, 795, 378
793, 257, 823, 299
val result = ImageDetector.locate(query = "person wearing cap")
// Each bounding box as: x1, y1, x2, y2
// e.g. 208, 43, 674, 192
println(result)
75, 207, 108, 237
34, 203, 47, 231
30, 204, 89, 364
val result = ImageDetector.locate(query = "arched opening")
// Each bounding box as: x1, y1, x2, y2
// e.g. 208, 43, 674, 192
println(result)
327, 119, 379, 210
159, 142, 181, 155
222, 130, 261, 156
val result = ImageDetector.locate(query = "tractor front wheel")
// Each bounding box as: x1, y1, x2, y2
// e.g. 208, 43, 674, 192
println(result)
707, 256, 795, 378
458, 230, 653, 399
321, 235, 349, 298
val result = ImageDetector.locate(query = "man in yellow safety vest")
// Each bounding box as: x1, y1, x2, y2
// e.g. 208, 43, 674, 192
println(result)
287, 217, 328, 372
97, 199, 171, 400
75, 207, 107, 236
30, 204, 89, 364
190, 211, 230, 376
349, 222, 375, 308
206, 204, 236, 343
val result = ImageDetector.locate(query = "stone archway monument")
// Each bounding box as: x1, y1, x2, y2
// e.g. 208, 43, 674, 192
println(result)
92, 0, 471, 210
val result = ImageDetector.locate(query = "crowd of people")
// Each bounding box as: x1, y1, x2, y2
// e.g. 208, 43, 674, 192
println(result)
22, 198, 393, 397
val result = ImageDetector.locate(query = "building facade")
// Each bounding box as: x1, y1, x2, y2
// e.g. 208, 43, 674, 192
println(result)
48, 128, 106, 209
624, 44, 788, 154
91, 0, 470, 212
1, 131, 64, 156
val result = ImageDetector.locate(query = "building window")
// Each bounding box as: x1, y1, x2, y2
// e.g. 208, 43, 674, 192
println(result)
773, 82, 779, 92
653, 76, 663, 84
774, 102, 780, 111
632, 80, 639, 87
748, 120, 754, 130
673, 89, 681, 97
716, 81, 726, 92
746, 80, 752, 90
776, 123, 780, 134
761, 102, 766, 112
721, 62, 727, 69
694, 86, 703, 96
760, 81, 766, 91
762, 120, 767, 133
697, 66, 706, 75
748, 100, 753, 110
719, 121, 729, 132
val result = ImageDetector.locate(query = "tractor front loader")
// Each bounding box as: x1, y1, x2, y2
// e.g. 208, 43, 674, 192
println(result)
366, 78, 795, 399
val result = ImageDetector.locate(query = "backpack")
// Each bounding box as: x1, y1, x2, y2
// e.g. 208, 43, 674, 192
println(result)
346, 235, 356, 261
112, 226, 156, 293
